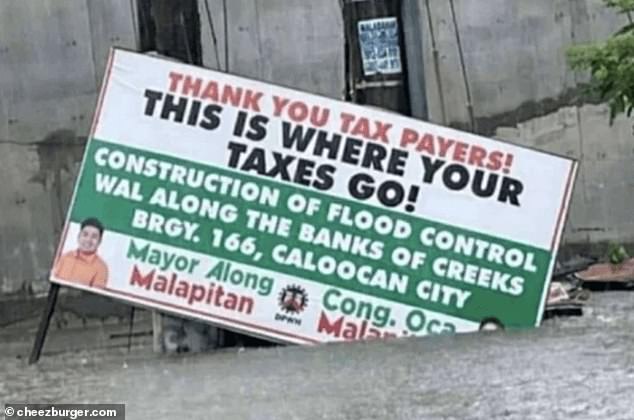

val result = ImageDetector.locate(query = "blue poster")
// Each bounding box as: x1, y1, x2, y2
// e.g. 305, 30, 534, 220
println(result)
357, 17, 403, 76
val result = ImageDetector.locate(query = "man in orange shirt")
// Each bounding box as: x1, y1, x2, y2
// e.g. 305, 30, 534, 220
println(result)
53, 218, 109, 288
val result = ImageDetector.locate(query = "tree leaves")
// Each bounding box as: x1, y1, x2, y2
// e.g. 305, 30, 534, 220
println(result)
567, 1, 634, 123
604, 0, 634, 13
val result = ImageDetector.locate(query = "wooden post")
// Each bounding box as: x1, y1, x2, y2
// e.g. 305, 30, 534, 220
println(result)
127, 307, 136, 352
152, 311, 163, 353
342, 0, 411, 115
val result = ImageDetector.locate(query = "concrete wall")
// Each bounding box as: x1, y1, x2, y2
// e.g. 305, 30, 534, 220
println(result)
495, 105, 634, 247
1, 0, 632, 298
414, 0, 626, 131
410, 0, 634, 247
0, 0, 136, 295
0, 0, 344, 297
198, 0, 345, 98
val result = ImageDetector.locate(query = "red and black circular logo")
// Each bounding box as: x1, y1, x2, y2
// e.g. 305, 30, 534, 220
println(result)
278, 285, 308, 314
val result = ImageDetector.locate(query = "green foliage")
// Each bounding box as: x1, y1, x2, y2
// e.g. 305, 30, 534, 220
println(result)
604, 0, 634, 13
567, 0, 634, 121
607, 243, 630, 265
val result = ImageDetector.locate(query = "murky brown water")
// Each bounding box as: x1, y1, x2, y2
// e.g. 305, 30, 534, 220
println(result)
2, 292, 633, 420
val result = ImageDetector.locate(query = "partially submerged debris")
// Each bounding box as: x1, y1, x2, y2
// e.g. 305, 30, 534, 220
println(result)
552, 255, 597, 279
543, 254, 634, 320
575, 257, 634, 291
544, 281, 585, 319
543, 255, 596, 320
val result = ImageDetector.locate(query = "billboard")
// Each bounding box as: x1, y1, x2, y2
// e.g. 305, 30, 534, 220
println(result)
51, 49, 577, 344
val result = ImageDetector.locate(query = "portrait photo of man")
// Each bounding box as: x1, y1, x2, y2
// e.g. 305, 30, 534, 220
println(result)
53, 217, 109, 288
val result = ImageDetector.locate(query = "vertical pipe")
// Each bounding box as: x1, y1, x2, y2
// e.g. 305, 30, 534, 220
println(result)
203, 0, 221, 68
223, 0, 229, 72
424, 0, 447, 125
401, 0, 428, 119
449, 0, 476, 132
129, 0, 140, 49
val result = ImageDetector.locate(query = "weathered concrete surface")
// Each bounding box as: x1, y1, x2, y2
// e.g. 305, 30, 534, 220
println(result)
0, 133, 85, 295
199, 0, 345, 98
2, 292, 633, 419
0, 0, 344, 298
0, 1, 95, 139
496, 104, 634, 247
1, 0, 633, 303
416, 0, 626, 130
87, 0, 138, 81
413, 0, 634, 248
0, 0, 135, 296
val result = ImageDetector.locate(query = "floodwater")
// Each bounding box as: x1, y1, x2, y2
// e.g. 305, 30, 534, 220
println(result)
1, 292, 633, 420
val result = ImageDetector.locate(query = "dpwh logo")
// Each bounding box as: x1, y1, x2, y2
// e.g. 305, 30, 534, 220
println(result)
275, 285, 308, 326
278, 285, 308, 313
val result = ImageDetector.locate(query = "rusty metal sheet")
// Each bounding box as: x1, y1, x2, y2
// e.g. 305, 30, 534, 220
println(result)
576, 258, 634, 283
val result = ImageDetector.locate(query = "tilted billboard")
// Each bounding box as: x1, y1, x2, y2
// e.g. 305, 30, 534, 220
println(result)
51, 49, 577, 344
